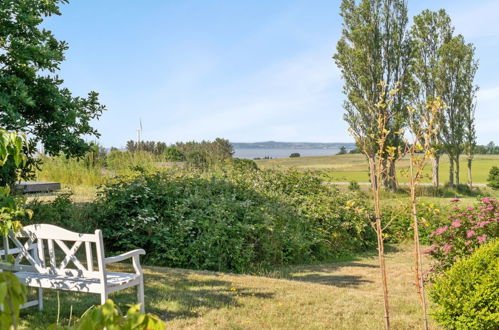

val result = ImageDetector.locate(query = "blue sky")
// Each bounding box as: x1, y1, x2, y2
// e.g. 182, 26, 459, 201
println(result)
44, 0, 499, 147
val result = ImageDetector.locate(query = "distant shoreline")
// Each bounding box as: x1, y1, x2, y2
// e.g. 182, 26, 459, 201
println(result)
231, 141, 356, 150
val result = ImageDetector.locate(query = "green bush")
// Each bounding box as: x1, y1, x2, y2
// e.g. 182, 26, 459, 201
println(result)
429, 239, 499, 329
381, 202, 444, 244
90, 169, 374, 272
163, 146, 185, 162
25, 193, 98, 234
487, 166, 499, 190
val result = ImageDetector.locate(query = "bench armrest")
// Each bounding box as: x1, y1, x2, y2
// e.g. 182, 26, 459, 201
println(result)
104, 249, 145, 264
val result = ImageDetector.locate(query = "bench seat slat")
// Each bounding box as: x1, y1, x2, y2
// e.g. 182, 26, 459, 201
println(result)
14, 271, 139, 293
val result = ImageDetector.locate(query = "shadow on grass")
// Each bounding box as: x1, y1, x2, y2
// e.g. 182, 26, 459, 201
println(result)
286, 273, 373, 287
20, 266, 275, 328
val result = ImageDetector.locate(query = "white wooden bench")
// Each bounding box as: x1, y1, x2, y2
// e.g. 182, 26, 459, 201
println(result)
0, 224, 146, 312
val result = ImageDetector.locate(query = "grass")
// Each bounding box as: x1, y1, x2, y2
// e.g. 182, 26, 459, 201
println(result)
256, 153, 499, 184
20, 244, 439, 329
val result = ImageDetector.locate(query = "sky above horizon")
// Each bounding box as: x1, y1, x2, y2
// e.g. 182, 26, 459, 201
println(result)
45, 0, 499, 148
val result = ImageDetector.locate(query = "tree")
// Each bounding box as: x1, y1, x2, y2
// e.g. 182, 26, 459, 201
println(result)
462, 59, 478, 188
334, 0, 412, 192
346, 84, 401, 329
438, 35, 477, 186
337, 146, 347, 155
0, 0, 105, 184
289, 152, 300, 158
410, 9, 453, 187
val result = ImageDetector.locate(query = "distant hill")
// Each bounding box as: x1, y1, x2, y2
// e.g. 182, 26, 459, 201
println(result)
231, 141, 356, 150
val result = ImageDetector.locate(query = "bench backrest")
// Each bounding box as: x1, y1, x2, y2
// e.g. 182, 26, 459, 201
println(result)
0, 224, 106, 278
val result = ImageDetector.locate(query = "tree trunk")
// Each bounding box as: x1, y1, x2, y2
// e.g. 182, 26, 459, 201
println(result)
369, 158, 391, 330
388, 159, 397, 191
432, 155, 440, 187
467, 157, 472, 188
455, 154, 460, 186
382, 159, 397, 192
409, 158, 429, 330
448, 156, 454, 187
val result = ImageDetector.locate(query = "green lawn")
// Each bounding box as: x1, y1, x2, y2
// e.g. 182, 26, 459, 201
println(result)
20, 244, 439, 329
256, 153, 499, 184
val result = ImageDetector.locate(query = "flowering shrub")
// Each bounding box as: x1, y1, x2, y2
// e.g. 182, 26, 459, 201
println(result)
425, 197, 499, 277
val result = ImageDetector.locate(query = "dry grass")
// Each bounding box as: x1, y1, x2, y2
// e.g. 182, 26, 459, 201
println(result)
21, 244, 440, 329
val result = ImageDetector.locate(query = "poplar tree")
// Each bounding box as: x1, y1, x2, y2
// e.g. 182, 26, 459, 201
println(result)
438, 36, 477, 186
410, 9, 453, 187
334, 0, 412, 192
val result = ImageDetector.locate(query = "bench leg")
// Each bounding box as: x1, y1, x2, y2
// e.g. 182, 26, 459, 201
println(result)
100, 292, 108, 305
38, 288, 43, 311
138, 278, 145, 313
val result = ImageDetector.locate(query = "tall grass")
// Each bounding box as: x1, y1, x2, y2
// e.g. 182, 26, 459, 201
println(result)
36, 156, 104, 186
36, 151, 167, 186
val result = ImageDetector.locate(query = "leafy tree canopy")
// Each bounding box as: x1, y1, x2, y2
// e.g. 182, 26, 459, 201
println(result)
0, 0, 105, 164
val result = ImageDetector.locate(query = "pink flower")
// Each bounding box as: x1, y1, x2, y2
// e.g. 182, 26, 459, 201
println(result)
467, 207, 473, 211
451, 220, 462, 228
465, 240, 472, 246
443, 244, 452, 252
434, 226, 448, 235
477, 235, 487, 243
466, 230, 475, 238
481, 197, 491, 203
423, 246, 436, 254
476, 221, 490, 228
451, 198, 460, 203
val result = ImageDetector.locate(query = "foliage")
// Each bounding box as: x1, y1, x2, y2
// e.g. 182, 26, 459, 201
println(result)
289, 153, 300, 158
336, 146, 347, 155
0, 272, 27, 329
425, 198, 499, 277
487, 166, 499, 190
348, 180, 360, 191
475, 141, 499, 155
224, 158, 258, 171
383, 202, 443, 245
429, 239, 499, 330
163, 146, 185, 162
25, 193, 97, 234
77, 168, 376, 273
126, 141, 167, 155
175, 138, 234, 168
71, 299, 165, 330
334, 0, 412, 191
0, 130, 31, 235
0, 0, 105, 185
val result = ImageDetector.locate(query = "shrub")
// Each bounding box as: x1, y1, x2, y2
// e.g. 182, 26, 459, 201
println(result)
425, 198, 499, 277
289, 153, 300, 158
382, 202, 444, 244
164, 146, 185, 162
348, 180, 360, 191
487, 166, 499, 189
429, 239, 499, 329
25, 193, 98, 234
224, 158, 258, 171
91, 169, 374, 272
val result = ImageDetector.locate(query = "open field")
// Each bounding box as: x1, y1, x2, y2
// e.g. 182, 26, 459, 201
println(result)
256, 153, 499, 184
20, 244, 438, 329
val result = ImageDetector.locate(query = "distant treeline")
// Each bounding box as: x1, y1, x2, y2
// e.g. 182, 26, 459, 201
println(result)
121, 138, 234, 169
347, 142, 499, 156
